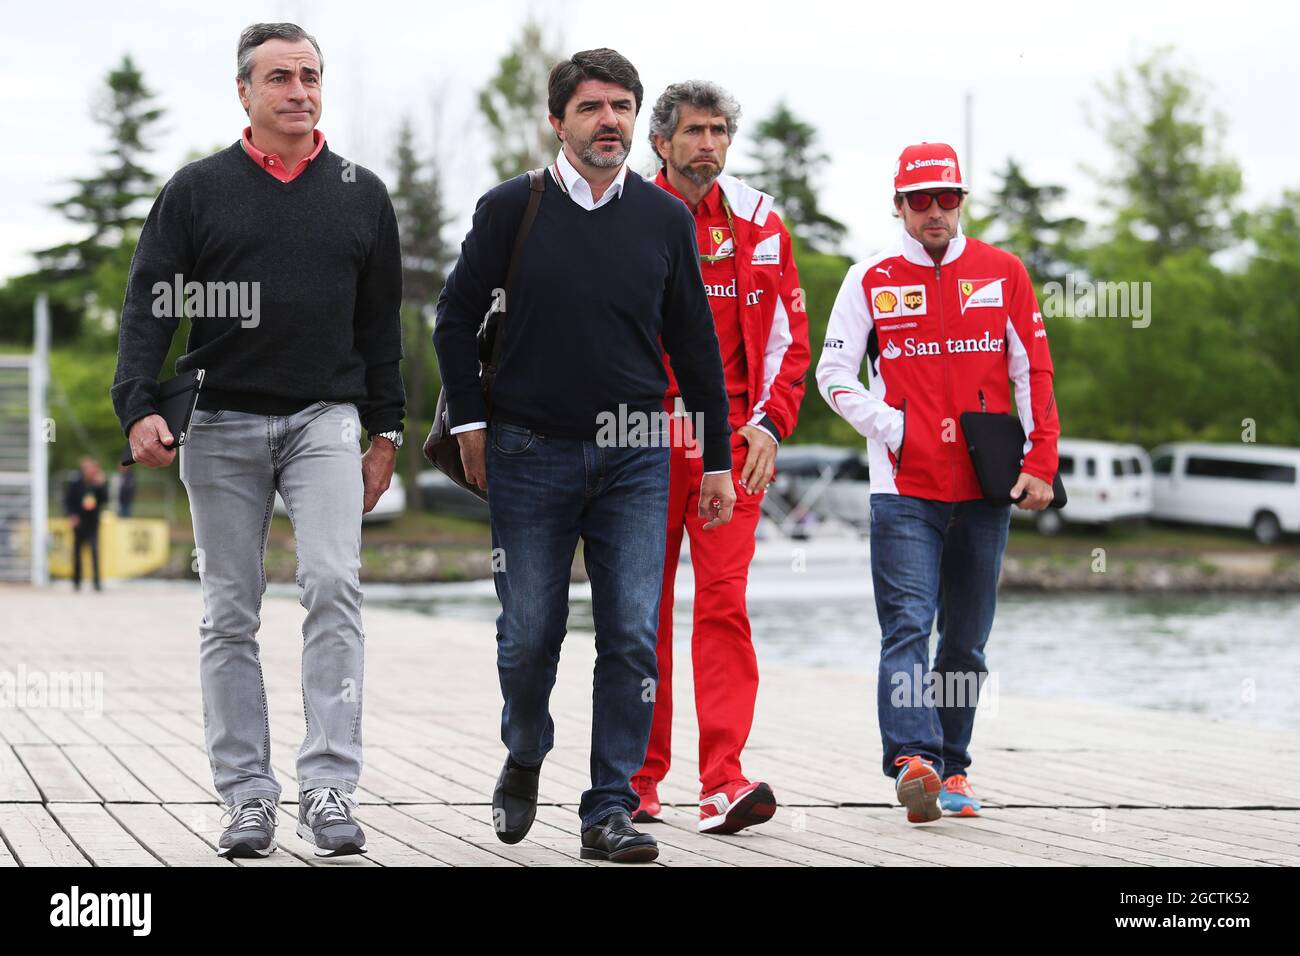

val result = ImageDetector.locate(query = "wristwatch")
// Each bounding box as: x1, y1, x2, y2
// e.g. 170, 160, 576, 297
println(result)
369, 429, 403, 449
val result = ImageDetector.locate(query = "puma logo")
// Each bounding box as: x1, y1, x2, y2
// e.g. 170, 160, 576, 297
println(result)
875, 265, 893, 278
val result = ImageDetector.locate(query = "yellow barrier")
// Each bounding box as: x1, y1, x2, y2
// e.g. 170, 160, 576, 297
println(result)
47, 513, 171, 580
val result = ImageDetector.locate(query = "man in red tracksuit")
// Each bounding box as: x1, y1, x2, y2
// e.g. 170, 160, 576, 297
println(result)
635, 81, 810, 834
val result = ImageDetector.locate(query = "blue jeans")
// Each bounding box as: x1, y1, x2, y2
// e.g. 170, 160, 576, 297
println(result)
870, 493, 1011, 780
486, 419, 669, 830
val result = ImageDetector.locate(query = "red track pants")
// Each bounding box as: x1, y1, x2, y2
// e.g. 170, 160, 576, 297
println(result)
636, 399, 764, 796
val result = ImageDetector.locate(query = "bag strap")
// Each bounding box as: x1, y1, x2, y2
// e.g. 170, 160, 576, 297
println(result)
487, 167, 547, 374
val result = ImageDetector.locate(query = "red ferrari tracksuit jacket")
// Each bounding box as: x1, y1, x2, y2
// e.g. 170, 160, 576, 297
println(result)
642, 170, 810, 795
817, 225, 1059, 501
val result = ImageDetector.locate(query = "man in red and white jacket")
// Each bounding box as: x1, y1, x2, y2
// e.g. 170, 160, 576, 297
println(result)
817, 143, 1060, 823
635, 80, 810, 834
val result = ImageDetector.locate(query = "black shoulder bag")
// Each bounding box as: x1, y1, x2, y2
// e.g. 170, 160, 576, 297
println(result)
423, 168, 546, 500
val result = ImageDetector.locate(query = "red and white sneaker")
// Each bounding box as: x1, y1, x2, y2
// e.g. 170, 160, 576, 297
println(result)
698, 780, 777, 834
893, 754, 942, 823
631, 775, 662, 823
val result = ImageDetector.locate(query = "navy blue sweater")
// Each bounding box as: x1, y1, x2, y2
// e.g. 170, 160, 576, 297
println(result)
433, 168, 731, 472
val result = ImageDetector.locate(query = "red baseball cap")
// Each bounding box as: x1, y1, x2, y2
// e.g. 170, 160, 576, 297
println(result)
894, 142, 966, 193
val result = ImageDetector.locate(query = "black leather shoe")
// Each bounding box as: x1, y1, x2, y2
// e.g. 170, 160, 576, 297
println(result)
580, 810, 659, 863
492, 758, 540, 844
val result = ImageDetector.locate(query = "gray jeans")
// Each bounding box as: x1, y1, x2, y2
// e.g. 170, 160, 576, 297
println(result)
179, 400, 365, 807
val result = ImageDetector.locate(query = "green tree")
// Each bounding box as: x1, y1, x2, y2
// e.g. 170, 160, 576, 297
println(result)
1235, 190, 1300, 445
478, 19, 563, 181
37, 54, 164, 283
746, 101, 846, 253
779, 238, 854, 446
967, 158, 1084, 285
390, 115, 455, 490
1088, 47, 1244, 258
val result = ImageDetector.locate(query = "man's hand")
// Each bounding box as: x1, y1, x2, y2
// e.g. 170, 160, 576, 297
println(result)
457, 428, 487, 492
699, 472, 736, 530
1009, 471, 1053, 511
67, 514, 80, 529
128, 414, 176, 468
361, 437, 397, 514
737, 424, 777, 496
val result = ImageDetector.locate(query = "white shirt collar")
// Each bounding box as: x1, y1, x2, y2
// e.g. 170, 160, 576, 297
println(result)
551, 147, 628, 211
900, 220, 967, 267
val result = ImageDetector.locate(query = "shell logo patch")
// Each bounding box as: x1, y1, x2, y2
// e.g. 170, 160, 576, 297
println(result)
873, 284, 926, 319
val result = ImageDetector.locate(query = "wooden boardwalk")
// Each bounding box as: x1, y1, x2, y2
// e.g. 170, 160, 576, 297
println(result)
1, 584, 1297, 867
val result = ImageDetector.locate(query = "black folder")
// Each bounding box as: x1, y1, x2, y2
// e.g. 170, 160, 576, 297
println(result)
120, 369, 205, 466
959, 409, 1067, 509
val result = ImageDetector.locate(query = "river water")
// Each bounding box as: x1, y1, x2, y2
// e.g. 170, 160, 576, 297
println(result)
356, 538, 1300, 733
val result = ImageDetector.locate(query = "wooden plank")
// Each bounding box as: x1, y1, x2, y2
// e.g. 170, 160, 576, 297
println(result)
62, 745, 157, 803
149, 744, 220, 800
394, 803, 588, 867
0, 709, 51, 745
354, 804, 510, 866
107, 804, 235, 867
0, 804, 89, 866
0, 743, 41, 802
364, 747, 489, 804
1029, 808, 1280, 867
47, 803, 161, 866
12, 745, 98, 802
107, 745, 213, 803
21, 708, 98, 745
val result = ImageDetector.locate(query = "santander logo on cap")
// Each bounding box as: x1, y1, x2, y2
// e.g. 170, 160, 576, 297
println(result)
894, 142, 966, 193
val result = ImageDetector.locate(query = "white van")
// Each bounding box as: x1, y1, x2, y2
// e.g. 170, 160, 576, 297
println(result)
1150, 442, 1300, 543
1014, 439, 1153, 535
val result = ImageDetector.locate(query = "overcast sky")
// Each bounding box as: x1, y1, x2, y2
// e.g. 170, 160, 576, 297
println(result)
3, 0, 1296, 283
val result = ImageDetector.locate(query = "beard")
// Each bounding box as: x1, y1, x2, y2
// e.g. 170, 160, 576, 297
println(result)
576, 126, 630, 168
670, 156, 722, 188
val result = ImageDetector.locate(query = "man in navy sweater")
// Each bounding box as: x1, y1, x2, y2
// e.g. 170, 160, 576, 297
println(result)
433, 48, 735, 863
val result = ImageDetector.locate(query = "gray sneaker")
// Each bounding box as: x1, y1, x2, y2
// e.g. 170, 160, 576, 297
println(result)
297, 787, 367, 857
218, 797, 278, 858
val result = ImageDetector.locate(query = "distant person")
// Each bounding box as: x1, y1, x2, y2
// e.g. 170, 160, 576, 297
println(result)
433, 48, 734, 863
110, 22, 405, 859
816, 143, 1061, 822
633, 80, 810, 835
115, 463, 136, 517
65, 457, 108, 592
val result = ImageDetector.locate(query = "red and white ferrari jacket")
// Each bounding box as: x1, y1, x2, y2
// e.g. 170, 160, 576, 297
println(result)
816, 225, 1060, 501
658, 171, 809, 443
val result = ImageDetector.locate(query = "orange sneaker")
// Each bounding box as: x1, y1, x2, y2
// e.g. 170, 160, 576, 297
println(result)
940, 774, 981, 816
631, 775, 662, 823
893, 754, 942, 823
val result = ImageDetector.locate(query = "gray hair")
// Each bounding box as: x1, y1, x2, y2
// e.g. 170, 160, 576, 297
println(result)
647, 80, 741, 162
237, 22, 324, 83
